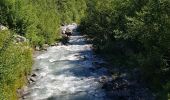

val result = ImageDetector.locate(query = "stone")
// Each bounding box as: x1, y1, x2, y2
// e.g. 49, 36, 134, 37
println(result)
31, 72, 38, 77
99, 76, 109, 83
72, 23, 77, 26
30, 77, 36, 82
14, 35, 27, 43
78, 55, 87, 60
65, 32, 72, 37
65, 28, 72, 35
22, 92, 31, 99
42, 44, 49, 50
51, 43, 56, 46
22, 86, 28, 93
35, 46, 40, 51
17, 86, 28, 99
55, 42, 61, 46
0, 25, 8, 30
74, 54, 80, 57
17, 89, 24, 98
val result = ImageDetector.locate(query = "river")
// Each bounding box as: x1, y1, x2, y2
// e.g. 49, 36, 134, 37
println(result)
23, 24, 111, 100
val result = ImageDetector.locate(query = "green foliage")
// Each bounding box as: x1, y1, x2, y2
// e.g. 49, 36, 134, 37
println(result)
56, 0, 87, 23
0, 0, 87, 46
80, 0, 170, 99
0, 30, 33, 100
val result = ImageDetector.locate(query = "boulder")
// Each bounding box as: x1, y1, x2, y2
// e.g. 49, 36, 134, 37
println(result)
61, 26, 67, 34
72, 23, 77, 26
99, 76, 109, 83
65, 28, 72, 37
0, 25, 8, 31
14, 35, 27, 43
17, 86, 28, 98
30, 77, 36, 82
35, 46, 40, 51
61, 36, 69, 44
31, 72, 38, 77
42, 44, 49, 50
22, 86, 28, 92
51, 43, 56, 46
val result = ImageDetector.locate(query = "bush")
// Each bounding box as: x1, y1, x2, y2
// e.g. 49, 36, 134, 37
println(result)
0, 30, 33, 100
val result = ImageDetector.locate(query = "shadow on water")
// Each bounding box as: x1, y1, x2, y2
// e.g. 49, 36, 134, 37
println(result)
49, 49, 110, 78
47, 94, 94, 100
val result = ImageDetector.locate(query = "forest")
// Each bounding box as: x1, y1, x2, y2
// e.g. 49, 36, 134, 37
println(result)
0, 0, 170, 100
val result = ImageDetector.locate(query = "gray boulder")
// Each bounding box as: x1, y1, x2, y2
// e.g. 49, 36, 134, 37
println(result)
42, 44, 49, 50
14, 35, 27, 43
35, 46, 40, 51
0, 25, 8, 31
99, 76, 109, 83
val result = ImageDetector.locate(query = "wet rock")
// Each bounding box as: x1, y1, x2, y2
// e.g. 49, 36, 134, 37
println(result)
61, 26, 73, 37
22, 92, 31, 99
61, 35, 69, 45
30, 77, 36, 82
78, 55, 87, 60
34, 68, 41, 71
112, 79, 129, 90
74, 54, 80, 57
31, 72, 38, 77
112, 73, 119, 80
65, 31, 72, 37
99, 76, 109, 83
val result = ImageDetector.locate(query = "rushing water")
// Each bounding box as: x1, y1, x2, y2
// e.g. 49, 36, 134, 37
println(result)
24, 24, 111, 100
